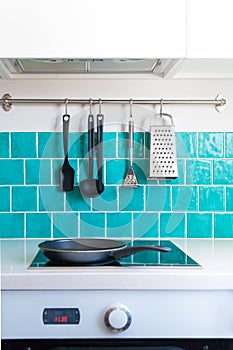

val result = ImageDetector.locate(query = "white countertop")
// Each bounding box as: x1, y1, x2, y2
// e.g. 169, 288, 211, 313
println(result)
1, 239, 233, 291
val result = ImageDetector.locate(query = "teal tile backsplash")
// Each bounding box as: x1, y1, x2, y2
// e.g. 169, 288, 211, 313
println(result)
1, 131, 233, 239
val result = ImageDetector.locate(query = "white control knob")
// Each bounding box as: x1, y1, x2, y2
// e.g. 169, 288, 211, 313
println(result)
104, 303, 132, 333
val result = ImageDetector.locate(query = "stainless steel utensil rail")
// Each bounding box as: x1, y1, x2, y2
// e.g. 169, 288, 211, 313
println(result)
1, 93, 226, 112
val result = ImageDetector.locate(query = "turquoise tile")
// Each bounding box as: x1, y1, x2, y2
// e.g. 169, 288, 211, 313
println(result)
107, 213, 132, 238
38, 132, 63, 158
176, 132, 197, 158
11, 132, 36, 158
162, 159, 185, 185
52, 159, 78, 186
119, 186, 144, 211
79, 158, 102, 183
106, 160, 127, 184
12, 186, 37, 211
186, 160, 212, 184
26, 159, 51, 184
160, 213, 185, 238
199, 186, 224, 211
213, 160, 233, 184
93, 186, 118, 211
226, 187, 233, 211
0, 133, 9, 158
68, 132, 86, 158
214, 214, 233, 238
172, 186, 197, 211
0, 186, 10, 211
146, 186, 171, 211
118, 132, 144, 159
53, 213, 78, 238
103, 132, 117, 158
39, 186, 64, 211
0, 160, 24, 184
0, 213, 24, 238
187, 213, 212, 238
131, 159, 151, 185
225, 133, 233, 158
80, 213, 105, 237
66, 186, 91, 211
26, 213, 51, 238
133, 213, 159, 238
198, 132, 224, 158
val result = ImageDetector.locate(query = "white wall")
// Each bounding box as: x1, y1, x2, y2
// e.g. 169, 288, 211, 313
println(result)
0, 78, 232, 132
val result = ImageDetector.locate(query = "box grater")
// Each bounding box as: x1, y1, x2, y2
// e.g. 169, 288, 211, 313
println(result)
149, 113, 178, 180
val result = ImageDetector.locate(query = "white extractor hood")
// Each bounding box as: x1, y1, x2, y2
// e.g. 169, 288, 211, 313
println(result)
0, 58, 181, 79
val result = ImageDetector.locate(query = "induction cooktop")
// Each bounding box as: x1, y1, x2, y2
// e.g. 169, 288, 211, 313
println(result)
28, 240, 201, 269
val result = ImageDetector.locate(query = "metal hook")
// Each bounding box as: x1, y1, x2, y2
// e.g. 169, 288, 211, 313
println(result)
129, 99, 133, 118
160, 98, 163, 117
99, 98, 102, 114
89, 98, 93, 115
65, 98, 68, 115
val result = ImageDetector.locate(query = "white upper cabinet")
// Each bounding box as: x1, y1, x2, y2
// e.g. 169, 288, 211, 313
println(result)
187, 0, 233, 58
0, 0, 186, 58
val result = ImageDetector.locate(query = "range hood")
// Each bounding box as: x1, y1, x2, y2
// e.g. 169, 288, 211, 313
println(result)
0, 58, 181, 79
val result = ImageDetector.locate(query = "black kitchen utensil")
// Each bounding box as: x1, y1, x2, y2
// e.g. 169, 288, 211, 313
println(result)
38, 238, 171, 265
96, 102, 104, 194
60, 110, 75, 192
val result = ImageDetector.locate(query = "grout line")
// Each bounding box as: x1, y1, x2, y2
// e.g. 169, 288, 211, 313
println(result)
9, 132, 12, 158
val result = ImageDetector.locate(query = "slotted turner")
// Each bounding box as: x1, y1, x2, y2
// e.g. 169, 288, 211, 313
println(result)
123, 101, 139, 188
149, 112, 178, 180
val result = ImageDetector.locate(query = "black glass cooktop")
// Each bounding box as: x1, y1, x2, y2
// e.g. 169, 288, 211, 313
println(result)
28, 240, 200, 269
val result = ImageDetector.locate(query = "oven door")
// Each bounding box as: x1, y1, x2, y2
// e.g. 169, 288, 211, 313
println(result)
2, 339, 233, 350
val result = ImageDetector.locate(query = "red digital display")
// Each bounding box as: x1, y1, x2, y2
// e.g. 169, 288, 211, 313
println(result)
43, 308, 80, 325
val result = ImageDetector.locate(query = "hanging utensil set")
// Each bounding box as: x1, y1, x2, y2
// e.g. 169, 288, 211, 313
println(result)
60, 98, 178, 195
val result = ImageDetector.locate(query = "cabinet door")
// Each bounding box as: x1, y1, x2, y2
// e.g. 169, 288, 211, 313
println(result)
0, 0, 186, 58
187, 0, 233, 58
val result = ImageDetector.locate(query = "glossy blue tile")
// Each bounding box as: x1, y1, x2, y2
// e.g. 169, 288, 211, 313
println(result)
106, 160, 127, 184
213, 160, 233, 184
172, 186, 197, 211
11, 132, 36, 158
214, 214, 233, 238
0, 133, 9, 158
80, 213, 105, 237
38, 132, 63, 158
26, 159, 51, 184
226, 187, 233, 211
39, 186, 64, 211
66, 186, 91, 211
12, 186, 37, 211
146, 186, 171, 211
160, 213, 185, 238
103, 132, 117, 158
93, 186, 118, 211
199, 186, 224, 211
225, 133, 233, 158
68, 132, 86, 158
0, 213, 24, 238
0, 186, 10, 211
26, 213, 51, 238
107, 213, 132, 238
0, 160, 24, 184
187, 213, 212, 238
176, 132, 197, 158
198, 132, 224, 158
186, 160, 212, 184
133, 213, 158, 238
53, 213, 78, 238
119, 186, 144, 211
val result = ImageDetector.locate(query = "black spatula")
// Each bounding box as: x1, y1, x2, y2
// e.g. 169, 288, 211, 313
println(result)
60, 114, 75, 192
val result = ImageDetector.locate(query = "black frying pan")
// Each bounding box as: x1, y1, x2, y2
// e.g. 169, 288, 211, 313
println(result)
38, 238, 171, 265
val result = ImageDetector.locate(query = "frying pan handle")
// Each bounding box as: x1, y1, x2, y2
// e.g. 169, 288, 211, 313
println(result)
110, 245, 171, 260
63, 114, 70, 157
88, 114, 94, 178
